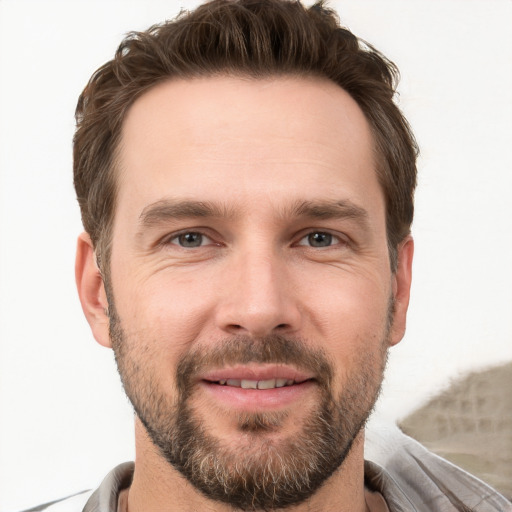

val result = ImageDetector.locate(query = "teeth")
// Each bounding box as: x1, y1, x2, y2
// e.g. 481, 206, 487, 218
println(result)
217, 378, 297, 389
275, 378, 287, 388
257, 379, 276, 390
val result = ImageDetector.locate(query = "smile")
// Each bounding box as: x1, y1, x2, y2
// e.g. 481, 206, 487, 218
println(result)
210, 378, 300, 389
199, 365, 316, 410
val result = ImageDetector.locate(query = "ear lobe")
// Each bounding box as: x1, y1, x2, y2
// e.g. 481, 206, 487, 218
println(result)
75, 232, 112, 348
389, 236, 414, 346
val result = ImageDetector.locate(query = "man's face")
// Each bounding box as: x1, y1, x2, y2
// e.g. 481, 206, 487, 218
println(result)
84, 76, 411, 509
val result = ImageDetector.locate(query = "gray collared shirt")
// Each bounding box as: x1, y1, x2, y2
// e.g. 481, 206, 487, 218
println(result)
24, 427, 512, 512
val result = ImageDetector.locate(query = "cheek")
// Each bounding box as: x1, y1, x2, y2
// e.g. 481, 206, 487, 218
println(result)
297, 267, 391, 379
301, 269, 391, 341
113, 267, 217, 347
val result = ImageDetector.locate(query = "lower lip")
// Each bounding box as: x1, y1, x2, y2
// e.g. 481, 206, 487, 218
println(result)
199, 380, 316, 411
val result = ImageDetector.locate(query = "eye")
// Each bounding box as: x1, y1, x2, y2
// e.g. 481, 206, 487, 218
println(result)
297, 231, 344, 248
169, 232, 211, 248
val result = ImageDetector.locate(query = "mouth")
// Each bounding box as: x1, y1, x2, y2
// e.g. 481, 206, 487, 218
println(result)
200, 364, 315, 387
198, 365, 316, 411
206, 377, 308, 389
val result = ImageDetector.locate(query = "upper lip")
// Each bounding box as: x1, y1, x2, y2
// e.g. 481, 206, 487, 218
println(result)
199, 364, 315, 383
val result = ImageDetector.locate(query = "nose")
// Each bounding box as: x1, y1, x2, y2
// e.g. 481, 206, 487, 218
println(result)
215, 248, 302, 338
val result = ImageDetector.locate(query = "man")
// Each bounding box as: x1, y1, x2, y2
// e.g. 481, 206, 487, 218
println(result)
28, 0, 511, 510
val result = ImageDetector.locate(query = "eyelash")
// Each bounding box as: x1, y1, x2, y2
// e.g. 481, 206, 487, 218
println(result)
163, 229, 349, 250
166, 231, 216, 248
296, 231, 348, 249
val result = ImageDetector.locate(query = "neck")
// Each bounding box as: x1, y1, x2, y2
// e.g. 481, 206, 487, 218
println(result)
125, 419, 370, 512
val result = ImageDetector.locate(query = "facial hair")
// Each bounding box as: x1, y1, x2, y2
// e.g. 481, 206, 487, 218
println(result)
110, 310, 390, 511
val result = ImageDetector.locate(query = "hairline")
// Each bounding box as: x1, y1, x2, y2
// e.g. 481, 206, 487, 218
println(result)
96, 71, 401, 275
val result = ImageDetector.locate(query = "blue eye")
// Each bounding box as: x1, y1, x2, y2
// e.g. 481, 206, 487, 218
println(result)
171, 232, 207, 248
297, 231, 343, 248
307, 232, 332, 247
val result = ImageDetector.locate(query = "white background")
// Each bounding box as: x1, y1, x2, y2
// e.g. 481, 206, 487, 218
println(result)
0, 1, 511, 510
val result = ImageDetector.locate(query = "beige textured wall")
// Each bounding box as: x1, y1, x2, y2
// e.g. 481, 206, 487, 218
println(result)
400, 362, 512, 500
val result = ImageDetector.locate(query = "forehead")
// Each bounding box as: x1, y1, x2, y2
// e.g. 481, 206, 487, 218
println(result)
116, 75, 383, 222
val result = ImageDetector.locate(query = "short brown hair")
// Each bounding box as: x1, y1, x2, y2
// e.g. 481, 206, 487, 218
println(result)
74, 0, 418, 271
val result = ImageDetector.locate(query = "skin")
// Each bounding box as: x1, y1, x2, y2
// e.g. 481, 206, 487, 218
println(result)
76, 76, 413, 511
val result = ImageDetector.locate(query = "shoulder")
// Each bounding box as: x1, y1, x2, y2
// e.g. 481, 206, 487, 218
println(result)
365, 421, 512, 512
19, 461, 134, 512
19, 491, 94, 512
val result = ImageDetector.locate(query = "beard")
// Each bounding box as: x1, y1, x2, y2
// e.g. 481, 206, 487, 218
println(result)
109, 307, 390, 511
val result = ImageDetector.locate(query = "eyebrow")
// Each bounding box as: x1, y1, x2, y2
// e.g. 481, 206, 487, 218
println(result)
290, 199, 370, 225
137, 199, 237, 231
136, 197, 370, 233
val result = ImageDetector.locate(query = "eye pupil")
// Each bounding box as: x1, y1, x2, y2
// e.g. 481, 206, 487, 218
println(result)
308, 232, 332, 247
178, 232, 203, 247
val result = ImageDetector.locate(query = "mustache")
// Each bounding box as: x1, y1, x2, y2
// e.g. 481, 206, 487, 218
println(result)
176, 334, 334, 394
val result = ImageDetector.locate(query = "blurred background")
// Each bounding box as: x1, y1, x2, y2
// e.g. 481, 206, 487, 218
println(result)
1, 0, 511, 510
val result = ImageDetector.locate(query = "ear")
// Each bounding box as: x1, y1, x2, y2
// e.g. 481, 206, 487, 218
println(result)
75, 232, 112, 348
389, 236, 414, 346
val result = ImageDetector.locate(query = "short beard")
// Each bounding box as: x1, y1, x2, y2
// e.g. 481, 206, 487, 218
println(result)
110, 308, 390, 511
